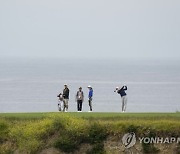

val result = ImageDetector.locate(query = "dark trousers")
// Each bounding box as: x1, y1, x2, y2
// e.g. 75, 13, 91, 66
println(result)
88, 99, 92, 111
77, 100, 83, 111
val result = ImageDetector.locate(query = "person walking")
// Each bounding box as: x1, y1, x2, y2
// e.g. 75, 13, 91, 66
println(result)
76, 87, 84, 112
63, 84, 69, 112
87, 85, 93, 112
114, 85, 128, 112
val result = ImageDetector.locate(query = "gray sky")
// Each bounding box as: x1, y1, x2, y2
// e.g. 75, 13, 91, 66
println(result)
0, 0, 180, 59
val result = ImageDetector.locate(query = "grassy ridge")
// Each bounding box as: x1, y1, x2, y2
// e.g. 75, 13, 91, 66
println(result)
0, 112, 180, 153
1, 112, 180, 119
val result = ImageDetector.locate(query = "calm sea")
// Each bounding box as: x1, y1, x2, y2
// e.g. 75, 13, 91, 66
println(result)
0, 58, 180, 113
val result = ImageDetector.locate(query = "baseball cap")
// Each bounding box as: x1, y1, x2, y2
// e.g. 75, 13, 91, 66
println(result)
116, 87, 119, 90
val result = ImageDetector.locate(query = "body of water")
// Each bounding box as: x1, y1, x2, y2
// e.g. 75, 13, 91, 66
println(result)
0, 58, 180, 113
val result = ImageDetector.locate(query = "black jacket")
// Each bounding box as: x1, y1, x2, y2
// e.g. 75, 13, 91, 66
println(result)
117, 86, 127, 97
63, 88, 69, 99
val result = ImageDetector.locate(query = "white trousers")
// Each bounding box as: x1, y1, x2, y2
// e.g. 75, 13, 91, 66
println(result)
122, 95, 127, 112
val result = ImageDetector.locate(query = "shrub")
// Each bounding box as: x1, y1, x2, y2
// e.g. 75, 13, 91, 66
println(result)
87, 142, 106, 154
126, 124, 139, 133
54, 134, 79, 153
9, 118, 54, 153
53, 115, 89, 153
142, 131, 159, 154
0, 120, 9, 143
88, 123, 108, 144
54, 117, 108, 153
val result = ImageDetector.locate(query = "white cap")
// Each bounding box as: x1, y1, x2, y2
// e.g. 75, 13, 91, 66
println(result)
64, 84, 67, 86
87, 85, 92, 88
116, 87, 119, 90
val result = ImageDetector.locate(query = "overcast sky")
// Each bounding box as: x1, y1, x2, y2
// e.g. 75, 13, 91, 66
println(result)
0, 0, 180, 60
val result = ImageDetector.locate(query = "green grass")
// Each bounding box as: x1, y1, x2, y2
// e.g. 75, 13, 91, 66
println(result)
0, 112, 180, 153
0, 112, 48, 120
1, 112, 180, 119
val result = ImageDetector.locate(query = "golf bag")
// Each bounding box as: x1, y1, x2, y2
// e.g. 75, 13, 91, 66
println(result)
57, 93, 63, 111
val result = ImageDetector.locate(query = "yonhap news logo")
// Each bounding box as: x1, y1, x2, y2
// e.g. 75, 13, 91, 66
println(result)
122, 132, 136, 149
122, 132, 180, 149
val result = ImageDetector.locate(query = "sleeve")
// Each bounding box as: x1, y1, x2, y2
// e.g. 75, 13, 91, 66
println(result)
124, 86, 127, 90
75, 92, 78, 100
88, 91, 90, 98
82, 91, 84, 101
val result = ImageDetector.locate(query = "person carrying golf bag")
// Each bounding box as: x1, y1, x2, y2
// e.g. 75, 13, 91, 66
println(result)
63, 84, 69, 112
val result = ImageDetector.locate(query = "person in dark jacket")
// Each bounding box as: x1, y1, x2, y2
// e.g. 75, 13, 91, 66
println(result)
63, 84, 69, 112
76, 87, 84, 112
114, 85, 128, 112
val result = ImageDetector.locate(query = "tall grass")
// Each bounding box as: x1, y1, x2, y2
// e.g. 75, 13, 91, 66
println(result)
0, 112, 180, 153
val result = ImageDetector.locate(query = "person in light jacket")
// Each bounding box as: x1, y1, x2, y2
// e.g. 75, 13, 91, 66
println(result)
76, 87, 84, 112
